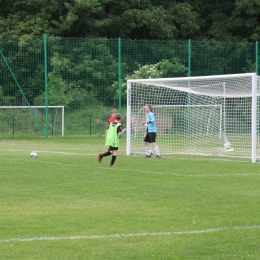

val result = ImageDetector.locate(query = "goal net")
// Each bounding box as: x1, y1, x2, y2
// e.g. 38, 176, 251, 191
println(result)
0, 106, 64, 137
127, 73, 260, 162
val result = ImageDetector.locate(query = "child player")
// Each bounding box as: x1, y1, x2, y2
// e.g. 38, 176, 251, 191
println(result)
143, 104, 161, 158
98, 113, 126, 167
105, 109, 118, 138
105, 109, 122, 151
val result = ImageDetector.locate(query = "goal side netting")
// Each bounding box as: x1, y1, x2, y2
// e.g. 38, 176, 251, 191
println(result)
127, 73, 260, 162
0, 106, 64, 137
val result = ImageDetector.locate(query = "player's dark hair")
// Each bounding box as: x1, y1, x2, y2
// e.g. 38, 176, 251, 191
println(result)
145, 104, 152, 112
115, 113, 121, 121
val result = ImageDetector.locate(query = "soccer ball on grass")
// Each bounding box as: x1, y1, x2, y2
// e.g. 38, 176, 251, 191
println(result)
30, 151, 37, 158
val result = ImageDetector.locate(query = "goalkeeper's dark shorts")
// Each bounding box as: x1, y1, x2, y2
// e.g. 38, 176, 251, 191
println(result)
144, 132, 156, 143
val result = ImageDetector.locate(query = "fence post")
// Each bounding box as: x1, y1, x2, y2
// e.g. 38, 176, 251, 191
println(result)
12, 115, 14, 135
89, 115, 92, 136
52, 115, 54, 136
44, 35, 48, 138
188, 39, 191, 77
118, 37, 122, 113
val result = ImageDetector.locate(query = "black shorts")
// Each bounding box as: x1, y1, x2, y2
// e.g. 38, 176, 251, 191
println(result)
144, 132, 156, 143
109, 146, 118, 150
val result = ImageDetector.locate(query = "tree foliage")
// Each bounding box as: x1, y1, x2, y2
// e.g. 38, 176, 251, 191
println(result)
0, 0, 259, 42
112, 58, 188, 105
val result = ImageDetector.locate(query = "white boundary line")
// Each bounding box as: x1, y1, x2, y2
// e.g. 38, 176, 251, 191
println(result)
0, 148, 254, 164
1, 225, 260, 243
3, 158, 260, 177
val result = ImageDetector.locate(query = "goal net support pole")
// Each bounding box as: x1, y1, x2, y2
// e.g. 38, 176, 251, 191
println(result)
126, 80, 131, 156
251, 73, 257, 163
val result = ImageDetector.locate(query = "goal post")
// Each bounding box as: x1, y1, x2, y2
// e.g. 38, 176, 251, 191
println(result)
127, 73, 260, 163
0, 106, 64, 137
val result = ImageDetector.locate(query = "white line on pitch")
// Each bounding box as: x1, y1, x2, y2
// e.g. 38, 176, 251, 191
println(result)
0, 148, 253, 163
0, 149, 97, 155
4, 158, 260, 177
0, 225, 260, 243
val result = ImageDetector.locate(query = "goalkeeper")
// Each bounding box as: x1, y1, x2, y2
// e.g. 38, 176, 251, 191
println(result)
143, 104, 161, 158
98, 113, 126, 166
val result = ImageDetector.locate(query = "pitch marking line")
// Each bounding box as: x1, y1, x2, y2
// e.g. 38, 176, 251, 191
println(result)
1, 225, 260, 243
0, 148, 254, 164
4, 158, 260, 177
0, 149, 96, 155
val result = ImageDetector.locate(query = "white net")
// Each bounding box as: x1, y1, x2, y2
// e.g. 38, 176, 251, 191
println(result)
0, 106, 64, 137
127, 73, 260, 161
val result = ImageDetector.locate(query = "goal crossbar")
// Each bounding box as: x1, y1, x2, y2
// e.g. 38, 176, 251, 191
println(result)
127, 73, 256, 83
128, 73, 258, 98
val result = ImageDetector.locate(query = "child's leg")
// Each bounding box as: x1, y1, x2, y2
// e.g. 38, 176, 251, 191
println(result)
110, 150, 118, 166
144, 142, 151, 156
98, 148, 112, 163
144, 132, 151, 156
152, 142, 161, 157
103, 151, 112, 157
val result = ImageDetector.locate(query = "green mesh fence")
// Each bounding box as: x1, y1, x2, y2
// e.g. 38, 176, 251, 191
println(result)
45, 37, 119, 136
0, 35, 47, 137
0, 35, 258, 137
191, 41, 256, 76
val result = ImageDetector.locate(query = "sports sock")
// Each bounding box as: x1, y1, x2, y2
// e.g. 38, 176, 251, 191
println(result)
111, 155, 117, 165
145, 147, 150, 155
155, 146, 160, 156
103, 152, 111, 157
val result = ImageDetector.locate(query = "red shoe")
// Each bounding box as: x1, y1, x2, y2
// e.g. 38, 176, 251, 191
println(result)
110, 164, 114, 167
98, 154, 103, 163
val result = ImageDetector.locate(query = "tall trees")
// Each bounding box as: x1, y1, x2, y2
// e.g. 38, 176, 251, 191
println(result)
0, 0, 259, 42
102, 0, 201, 40
230, 0, 260, 42
0, 0, 103, 37
186, 0, 260, 42
0, 0, 201, 40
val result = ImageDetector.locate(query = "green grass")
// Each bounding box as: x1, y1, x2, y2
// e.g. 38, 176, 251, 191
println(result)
0, 137, 260, 259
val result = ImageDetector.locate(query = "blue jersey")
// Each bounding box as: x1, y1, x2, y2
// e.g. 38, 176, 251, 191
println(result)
146, 112, 157, 133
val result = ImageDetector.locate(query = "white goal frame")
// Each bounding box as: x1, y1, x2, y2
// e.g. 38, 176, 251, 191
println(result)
0, 106, 65, 136
127, 73, 259, 163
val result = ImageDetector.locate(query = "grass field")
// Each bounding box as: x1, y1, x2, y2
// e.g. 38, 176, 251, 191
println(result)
1, 136, 260, 259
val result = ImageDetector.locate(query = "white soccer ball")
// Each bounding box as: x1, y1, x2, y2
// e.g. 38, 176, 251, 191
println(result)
149, 149, 153, 156
30, 151, 37, 158
224, 142, 231, 149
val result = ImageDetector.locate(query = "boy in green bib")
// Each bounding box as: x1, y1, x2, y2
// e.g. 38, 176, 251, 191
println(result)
98, 113, 126, 166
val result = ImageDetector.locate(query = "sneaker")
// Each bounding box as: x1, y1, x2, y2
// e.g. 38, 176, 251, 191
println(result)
145, 155, 152, 158
110, 163, 114, 167
156, 155, 161, 159
98, 154, 103, 163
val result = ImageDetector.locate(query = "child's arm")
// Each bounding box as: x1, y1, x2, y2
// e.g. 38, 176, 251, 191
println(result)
118, 128, 126, 138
